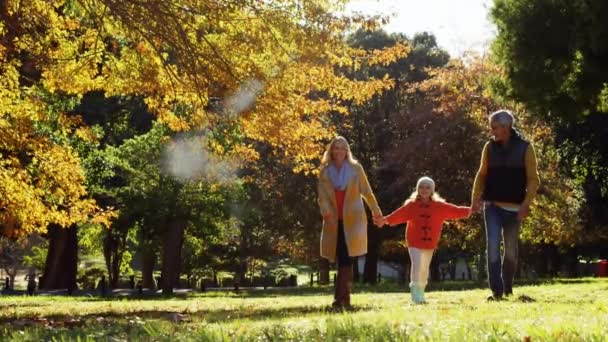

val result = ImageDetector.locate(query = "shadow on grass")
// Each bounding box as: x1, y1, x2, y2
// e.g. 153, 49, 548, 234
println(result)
0, 300, 377, 329
3, 277, 606, 330
4, 277, 602, 302
539, 278, 598, 285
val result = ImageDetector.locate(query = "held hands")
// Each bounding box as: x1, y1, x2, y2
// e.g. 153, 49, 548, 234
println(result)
471, 199, 482, 214
469, 200, 530, 221
373, 215, 387, 228
465, 207, 473, 218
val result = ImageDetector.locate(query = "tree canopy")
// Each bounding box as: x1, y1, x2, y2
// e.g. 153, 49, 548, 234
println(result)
490, 0, 608, 228
1, 0, 408, 237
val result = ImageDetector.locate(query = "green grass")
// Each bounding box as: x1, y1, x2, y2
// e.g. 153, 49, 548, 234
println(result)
1, 278, 607, 341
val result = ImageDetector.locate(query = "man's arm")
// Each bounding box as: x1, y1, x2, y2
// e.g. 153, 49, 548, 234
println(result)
518, 144, 541, 220
522, 144, 540, 207
471, 142, 489, 212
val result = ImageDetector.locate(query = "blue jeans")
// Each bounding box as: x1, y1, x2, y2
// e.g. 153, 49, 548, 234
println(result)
484, 203, 521, 296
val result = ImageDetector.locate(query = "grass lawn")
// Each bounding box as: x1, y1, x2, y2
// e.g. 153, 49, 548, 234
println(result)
1, 278, 607, 341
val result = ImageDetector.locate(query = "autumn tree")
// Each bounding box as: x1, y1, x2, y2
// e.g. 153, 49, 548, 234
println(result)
2, 0, 408, 291
73, 92, 154, 288
106, 122, 240, 293
490, 0, 608, 256
241, 142, 321, 263
330, 30, 448, 283
406, 54, 587, 276
0, 237, 25, 289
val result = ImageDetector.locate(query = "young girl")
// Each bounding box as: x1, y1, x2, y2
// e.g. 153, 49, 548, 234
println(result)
377, 176, 471, 304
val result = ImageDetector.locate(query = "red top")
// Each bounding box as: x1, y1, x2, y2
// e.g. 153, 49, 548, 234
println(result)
385, 200, 471, 249
335, 190, 346, 219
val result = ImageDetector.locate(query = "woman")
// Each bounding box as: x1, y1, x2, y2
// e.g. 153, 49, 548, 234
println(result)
318, 136, 382, 309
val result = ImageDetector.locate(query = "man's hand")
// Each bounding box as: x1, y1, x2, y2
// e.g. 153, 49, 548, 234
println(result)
471, 199, 482, 213
517, 204, 530, 221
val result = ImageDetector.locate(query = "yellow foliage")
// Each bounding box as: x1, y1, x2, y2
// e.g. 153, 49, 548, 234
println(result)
408, 53, 584, 246
1, 0, 405, 236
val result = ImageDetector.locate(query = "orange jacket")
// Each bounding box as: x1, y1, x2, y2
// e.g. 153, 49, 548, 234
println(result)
385, 200, 471, 249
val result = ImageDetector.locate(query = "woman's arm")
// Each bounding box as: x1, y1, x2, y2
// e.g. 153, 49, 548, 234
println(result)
317, 170, 332, 218
357, 164, 382, 217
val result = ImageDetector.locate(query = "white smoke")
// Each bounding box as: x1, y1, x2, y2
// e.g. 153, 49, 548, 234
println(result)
224, 79, 265, 116
161, 135, 238, 184
161, 79, 265, 183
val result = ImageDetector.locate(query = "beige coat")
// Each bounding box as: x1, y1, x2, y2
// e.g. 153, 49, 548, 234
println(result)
318, 163, 382, 262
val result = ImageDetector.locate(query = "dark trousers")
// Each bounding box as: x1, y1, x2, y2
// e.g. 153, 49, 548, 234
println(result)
336, 220, 353, 266
484, 203, 521, 296
334, 220, 353, 307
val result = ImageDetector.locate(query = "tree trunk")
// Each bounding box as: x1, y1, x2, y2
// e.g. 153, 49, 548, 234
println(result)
363, 226, 380, 284
6, 268, 16, 290
564, 247, 578, 277
111, 247, 121, 288
430, 254, 440, 282
549, 245, 561, 277
537, 244, 559, 277
173, 237, 185, 288
236, 258, 248, 287
141, 248, 156, 289
103, 229, 128, 289
103, 234, 113, 286
477, 252, 487, 283
40, 224, 78, 291
353, 257, 360, 282
319, 258, 330, 284
103, 232, 119, 288
161, 220, 186, 294
600, 245, 608, 260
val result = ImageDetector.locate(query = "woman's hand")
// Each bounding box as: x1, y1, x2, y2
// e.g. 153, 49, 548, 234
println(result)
322, 212, 336, 226
373, 215, 386, 227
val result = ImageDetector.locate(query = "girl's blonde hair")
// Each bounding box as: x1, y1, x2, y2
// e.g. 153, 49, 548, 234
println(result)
404, 177, 445, 204
320, 136, 358, 168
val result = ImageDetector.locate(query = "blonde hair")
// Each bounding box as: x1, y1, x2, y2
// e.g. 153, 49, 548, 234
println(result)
320, 136, 358, 168
404, 177, 445, 204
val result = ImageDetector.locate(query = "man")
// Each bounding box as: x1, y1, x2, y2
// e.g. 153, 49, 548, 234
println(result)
471, 110, 540, 301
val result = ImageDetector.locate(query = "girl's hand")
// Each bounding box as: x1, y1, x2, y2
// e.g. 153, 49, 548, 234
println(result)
471, 200, 482, 213
373, 215, 386, 227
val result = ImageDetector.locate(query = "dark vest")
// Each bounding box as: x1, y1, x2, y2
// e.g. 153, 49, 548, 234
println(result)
482, 131, 529, 203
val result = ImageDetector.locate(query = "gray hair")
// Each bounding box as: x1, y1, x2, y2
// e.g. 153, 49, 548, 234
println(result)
489, 110, 515, 127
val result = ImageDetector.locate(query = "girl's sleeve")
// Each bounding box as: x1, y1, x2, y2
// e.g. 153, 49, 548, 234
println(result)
385, 202, 415, 225
440, 202, 472, 220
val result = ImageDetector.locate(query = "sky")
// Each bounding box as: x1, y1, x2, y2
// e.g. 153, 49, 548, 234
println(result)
344, 0, 496, 57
